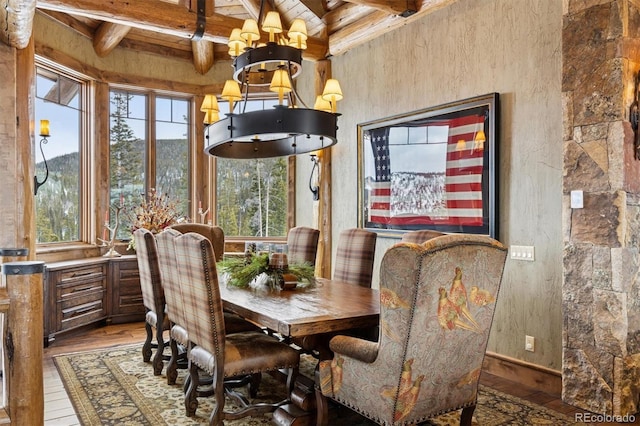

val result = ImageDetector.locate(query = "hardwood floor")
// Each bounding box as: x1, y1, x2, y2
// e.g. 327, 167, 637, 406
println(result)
42, 322, 588, 425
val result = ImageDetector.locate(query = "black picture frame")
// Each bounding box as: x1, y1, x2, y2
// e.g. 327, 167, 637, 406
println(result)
357, 93, 499, 239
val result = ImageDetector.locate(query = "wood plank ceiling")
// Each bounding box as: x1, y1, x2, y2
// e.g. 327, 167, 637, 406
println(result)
2, 0, 459, 74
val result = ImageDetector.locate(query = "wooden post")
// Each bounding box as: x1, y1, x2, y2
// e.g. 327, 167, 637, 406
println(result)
3, 261, 45, 425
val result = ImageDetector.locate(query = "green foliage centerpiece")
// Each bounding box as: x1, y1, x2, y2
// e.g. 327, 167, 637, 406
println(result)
218, 251, 315, 290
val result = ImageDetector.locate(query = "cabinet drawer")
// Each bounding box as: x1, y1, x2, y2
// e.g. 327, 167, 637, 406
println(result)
57, 264, 106, 285
58, 290, 106, 331
57, 280, 106, 301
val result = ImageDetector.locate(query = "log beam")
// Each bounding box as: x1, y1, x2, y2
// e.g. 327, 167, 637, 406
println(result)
342, 0, 418, 16
0, 0, 36, 49
191, 40, 215, 74
37, 0, 328, 60
93, 21, 131, 57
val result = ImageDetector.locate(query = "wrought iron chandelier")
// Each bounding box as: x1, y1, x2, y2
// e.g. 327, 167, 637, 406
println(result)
201, 5, 343, 159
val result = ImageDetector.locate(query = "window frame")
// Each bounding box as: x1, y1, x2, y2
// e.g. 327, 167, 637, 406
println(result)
34, 57, 93, 249
108, 85, 193, 231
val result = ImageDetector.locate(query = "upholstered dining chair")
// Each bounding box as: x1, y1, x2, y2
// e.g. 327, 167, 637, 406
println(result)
333, 228, 377, 288
156, 228, 260, 386
171, 223, 225, 261
287, 226, 320, 266
156, 228, 191, 385
316, 234, 508, 426
401, 229, 445, 244
133, 228, 170, 376
169, 224, 260, 334
174, 231, 300, 425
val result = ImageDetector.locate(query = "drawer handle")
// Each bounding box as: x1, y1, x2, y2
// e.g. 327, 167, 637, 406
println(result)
71, 271, 95, 278
73, 286, 96, 293
73, 306, 96, 315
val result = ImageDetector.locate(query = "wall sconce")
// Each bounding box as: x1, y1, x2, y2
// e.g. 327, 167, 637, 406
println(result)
34, 120, 51, 195
630, 72, 640, 160
309, 152, 320, 201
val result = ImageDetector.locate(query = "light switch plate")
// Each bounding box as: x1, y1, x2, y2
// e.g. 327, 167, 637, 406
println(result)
510, 245, 535, 262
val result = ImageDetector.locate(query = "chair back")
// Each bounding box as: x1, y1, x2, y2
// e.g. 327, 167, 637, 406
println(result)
333, 228, 377, 287
400, 229, 445, 244
287, 226, 320, 266
133, 228, 164, 314
171, 223, 225, 262
320, 234, 507, 425
174, 232, 226, 360
156, 228, 188, 329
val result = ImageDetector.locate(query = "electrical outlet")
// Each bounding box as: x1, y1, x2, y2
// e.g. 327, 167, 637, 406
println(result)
525, 335, 535, 352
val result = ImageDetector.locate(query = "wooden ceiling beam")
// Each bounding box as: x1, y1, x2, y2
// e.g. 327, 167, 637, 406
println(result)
0, 0, 37, 49
329, 0, 460, 57
324, 3, 371, 34
341, 0, 418, 16
191, 40, 215, 74
93, 22, 131, 57
36, 0, 327, 59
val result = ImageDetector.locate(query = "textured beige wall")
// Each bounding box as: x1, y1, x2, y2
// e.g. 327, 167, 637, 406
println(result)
296, 0, 564, 370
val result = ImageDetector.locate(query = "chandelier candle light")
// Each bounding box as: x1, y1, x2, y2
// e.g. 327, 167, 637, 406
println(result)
201, 9, 343, 159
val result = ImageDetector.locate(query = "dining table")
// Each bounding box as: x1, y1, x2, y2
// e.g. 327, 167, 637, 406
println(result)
218, 276, 380, 426
219, 277, 380, 346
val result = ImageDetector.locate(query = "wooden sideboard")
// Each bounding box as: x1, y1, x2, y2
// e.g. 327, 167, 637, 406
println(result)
44, 255, 144, 346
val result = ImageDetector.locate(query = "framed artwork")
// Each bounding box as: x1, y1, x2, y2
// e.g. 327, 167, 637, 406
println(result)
357, 93, 499, 239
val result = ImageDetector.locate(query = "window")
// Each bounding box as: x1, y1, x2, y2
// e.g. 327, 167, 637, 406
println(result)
35, 66, 86, 244
214, 99, 288, 238
109, 89, 190, 239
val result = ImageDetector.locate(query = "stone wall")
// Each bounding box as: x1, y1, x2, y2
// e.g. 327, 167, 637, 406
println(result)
563, 0, 640, 415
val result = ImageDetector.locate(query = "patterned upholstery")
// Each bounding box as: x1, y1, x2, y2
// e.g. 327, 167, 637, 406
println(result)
133, 228, 170, 376
171, 223, 225, 262
155, 228, 187, 386
333, 228, 377, 288
169, 225, 260, 334
174, 232, 300, 423
157, 228, 260, 386
400, 229, 445, 244
287, 226, 320, 266
317, 234, 508, 426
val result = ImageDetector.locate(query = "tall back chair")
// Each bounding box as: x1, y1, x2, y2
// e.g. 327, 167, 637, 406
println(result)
287, 226, 320, 266
171, 223, 225, 261
317, 234, 508, 426
170, 225, 260, 335
174, 232, 300, 424
333, 228, 377, 288
133, 228, 170, 376
401, 229, 445, 244
155, 228, 189, 385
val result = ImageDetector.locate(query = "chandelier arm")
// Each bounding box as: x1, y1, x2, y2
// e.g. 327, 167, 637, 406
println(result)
287, 60, 310, 109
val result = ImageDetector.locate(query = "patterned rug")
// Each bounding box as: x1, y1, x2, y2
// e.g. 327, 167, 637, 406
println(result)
54, 344, 577, 425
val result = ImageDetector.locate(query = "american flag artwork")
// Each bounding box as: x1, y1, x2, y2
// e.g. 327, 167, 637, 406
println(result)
364, 109, 488, 230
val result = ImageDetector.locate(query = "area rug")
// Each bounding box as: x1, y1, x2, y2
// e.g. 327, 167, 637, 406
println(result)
54, 344, 577, 425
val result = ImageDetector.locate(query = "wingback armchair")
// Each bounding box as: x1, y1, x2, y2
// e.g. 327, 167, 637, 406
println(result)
317, 234, 508, 425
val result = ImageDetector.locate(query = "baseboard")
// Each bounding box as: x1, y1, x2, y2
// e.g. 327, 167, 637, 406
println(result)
482, 351, 562, 397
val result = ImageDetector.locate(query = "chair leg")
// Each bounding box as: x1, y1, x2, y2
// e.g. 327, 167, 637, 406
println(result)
315, 386, 329, 426
167, 338, 179, 385
249, 373, 261, 398
152, 326, 164, 376
185, 361, 200, 417
285, 367, 298, 395
142, 321, 153, 362
460, 404, 476, 426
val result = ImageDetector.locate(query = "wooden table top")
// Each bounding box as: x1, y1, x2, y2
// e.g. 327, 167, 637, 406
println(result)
219, 278, 380, 338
